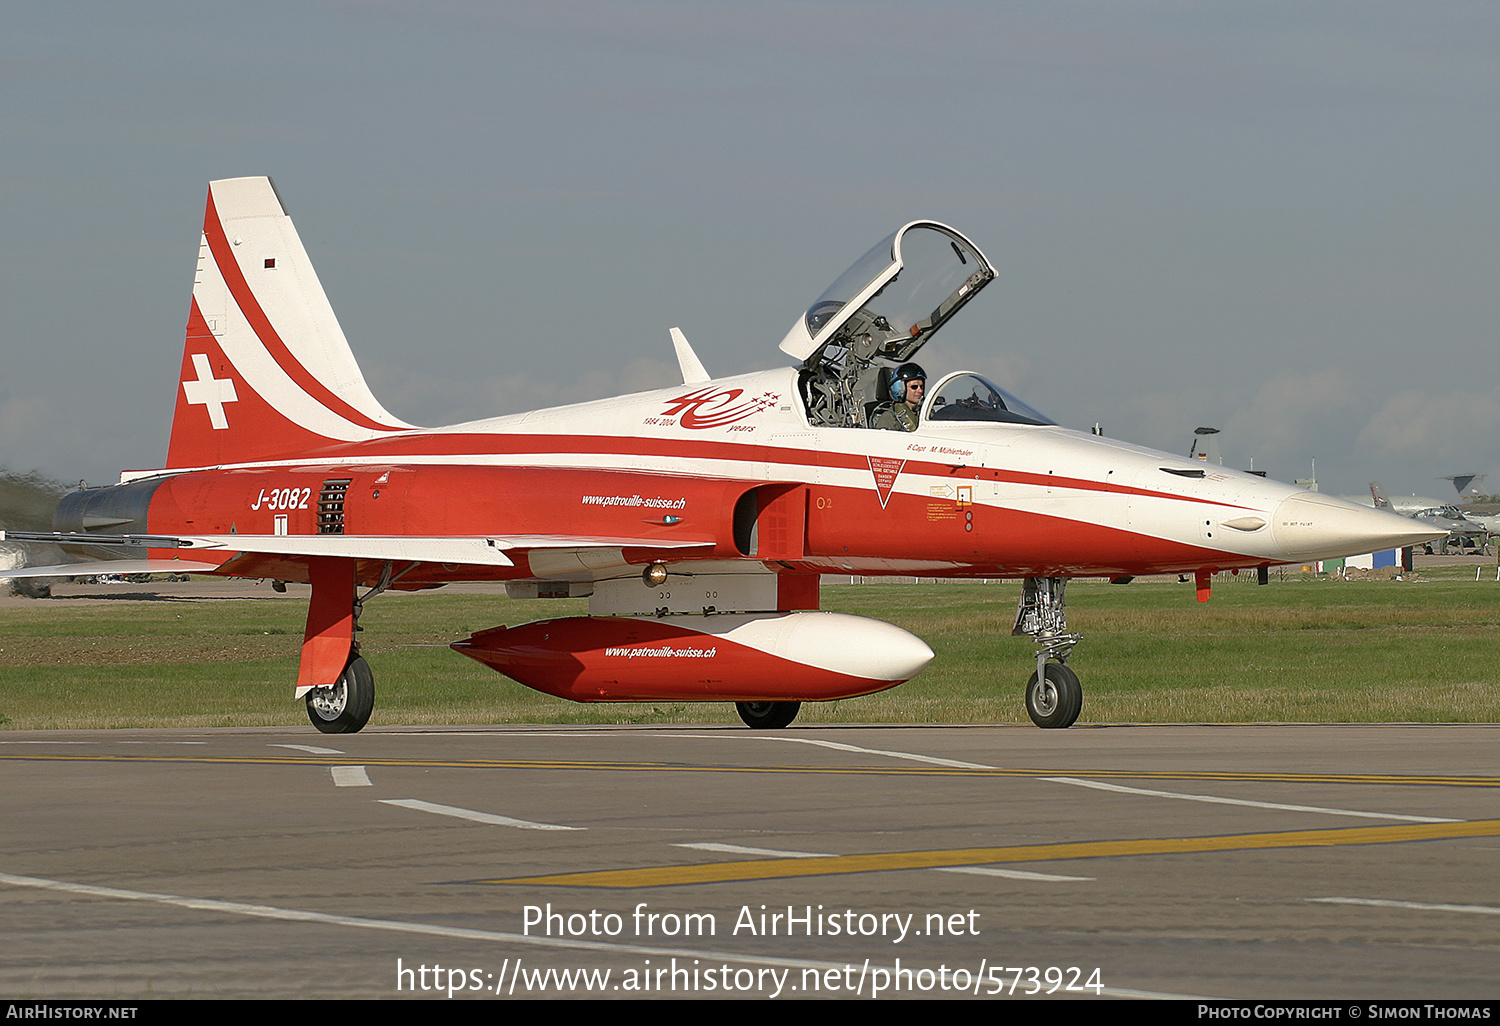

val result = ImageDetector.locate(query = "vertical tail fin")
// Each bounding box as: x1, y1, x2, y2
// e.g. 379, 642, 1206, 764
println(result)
1369, 482, 1391, 509
166, 177, 413, 469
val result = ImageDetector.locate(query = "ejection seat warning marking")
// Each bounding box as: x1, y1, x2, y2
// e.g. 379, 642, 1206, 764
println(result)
867, 457, 905, 508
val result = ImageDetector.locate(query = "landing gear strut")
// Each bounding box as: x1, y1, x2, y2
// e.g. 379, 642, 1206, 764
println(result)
1013, 576, 1082, 728
298, 559, 412, 735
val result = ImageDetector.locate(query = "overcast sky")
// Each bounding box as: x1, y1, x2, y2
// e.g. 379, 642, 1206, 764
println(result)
3, 1, 1497, 500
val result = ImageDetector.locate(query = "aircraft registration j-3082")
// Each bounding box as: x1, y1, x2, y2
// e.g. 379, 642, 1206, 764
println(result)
1, 177, 1443, 734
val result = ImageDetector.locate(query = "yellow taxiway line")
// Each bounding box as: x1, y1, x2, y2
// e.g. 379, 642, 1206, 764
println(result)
485, 819, 1500, 889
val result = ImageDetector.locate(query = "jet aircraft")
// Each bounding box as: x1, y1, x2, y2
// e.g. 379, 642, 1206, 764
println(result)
1369, 483, 1489, 554
0, 178, 1444, 733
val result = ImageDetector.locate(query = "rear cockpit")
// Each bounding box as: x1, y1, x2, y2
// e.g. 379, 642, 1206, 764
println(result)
781, 221, 1049, 431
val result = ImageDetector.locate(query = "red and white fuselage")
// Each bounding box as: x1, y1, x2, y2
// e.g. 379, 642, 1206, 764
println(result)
119, 363, 1429, 584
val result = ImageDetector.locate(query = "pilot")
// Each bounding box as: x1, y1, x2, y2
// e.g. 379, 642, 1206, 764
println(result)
872, 363, 926, 432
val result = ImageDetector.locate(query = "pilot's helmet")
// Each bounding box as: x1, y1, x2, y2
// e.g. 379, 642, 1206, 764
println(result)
890, 362, 927, 401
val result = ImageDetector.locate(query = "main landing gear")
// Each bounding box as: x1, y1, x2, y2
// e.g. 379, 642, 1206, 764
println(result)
1013, 577, 1082, 729
306, 654, 375, 734
299, 559, 409, 735
735, 701, 801, 729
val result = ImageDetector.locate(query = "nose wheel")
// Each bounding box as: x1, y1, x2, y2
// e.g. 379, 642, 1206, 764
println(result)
1025, 662, 1082, 729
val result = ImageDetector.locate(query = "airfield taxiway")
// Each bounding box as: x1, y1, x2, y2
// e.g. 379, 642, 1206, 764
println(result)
1, 722, 1496, 1000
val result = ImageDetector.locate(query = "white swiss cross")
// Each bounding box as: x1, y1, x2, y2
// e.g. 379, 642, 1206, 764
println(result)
182, 353, 238, 430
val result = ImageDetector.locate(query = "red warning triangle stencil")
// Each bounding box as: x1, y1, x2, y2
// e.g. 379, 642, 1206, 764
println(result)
868, 456, 906, 508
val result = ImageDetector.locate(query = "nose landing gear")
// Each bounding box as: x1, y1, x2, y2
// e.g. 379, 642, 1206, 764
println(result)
1014, 576, 1082, 729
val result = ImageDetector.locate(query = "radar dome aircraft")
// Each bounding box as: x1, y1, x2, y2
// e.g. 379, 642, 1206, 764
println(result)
0, 178, 1443, 733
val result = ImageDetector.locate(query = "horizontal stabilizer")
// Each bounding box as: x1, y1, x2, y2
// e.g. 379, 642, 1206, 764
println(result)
0, 559, 222, 579
186, 534, 518, 567
3, 530, 712, 571
3, 530, 192, 549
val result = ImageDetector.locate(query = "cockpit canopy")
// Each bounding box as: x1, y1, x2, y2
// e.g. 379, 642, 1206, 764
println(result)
925, 372, 1053, 426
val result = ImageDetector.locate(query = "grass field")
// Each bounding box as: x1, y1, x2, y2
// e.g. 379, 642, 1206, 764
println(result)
0, 571, 1496, 729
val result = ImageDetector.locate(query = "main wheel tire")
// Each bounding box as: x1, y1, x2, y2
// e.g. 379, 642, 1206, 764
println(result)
305, 656, 375, 734
735, 701, 801, 729
1025, 662, 1082, 729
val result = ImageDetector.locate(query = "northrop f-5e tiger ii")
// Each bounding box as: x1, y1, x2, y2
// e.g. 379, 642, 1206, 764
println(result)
0, 178, 1443, 733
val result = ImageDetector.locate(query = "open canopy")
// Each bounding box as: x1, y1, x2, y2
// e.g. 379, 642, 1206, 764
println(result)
780, 221, 995, 366
783, 222, 1016, 429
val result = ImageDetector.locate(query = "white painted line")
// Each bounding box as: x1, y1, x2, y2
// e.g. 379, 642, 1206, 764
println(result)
331, 765, 371, 787
1309, 896, 1500, 916
673, 842, 836, 858
934, 866, 1095, 883
368, 729, 999, 769
632, 731, 999, 769
380, 798, 582, 831
0, 869, 859, 971
0, 868, 1186, 998
272, 744, 344, 755
751, 736, 997, 770
1043, 777, 1461, 823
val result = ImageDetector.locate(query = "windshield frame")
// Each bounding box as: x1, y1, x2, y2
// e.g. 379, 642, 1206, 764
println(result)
921, 370, 1055, 427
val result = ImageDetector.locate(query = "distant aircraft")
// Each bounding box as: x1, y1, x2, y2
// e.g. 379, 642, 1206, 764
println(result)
1188, 427, 1222, 465
1343, 489, 1446, 515
0, 178, 1443, 733
1441, 474, 1486, 498
1369, 483, 1489, 554
1461, 511, 1500, 537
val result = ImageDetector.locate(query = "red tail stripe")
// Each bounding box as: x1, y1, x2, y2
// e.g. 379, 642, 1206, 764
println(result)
202, 190, 405, 436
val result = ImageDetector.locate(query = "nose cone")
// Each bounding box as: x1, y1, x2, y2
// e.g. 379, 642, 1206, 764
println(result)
1272, 492, 1446, 560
